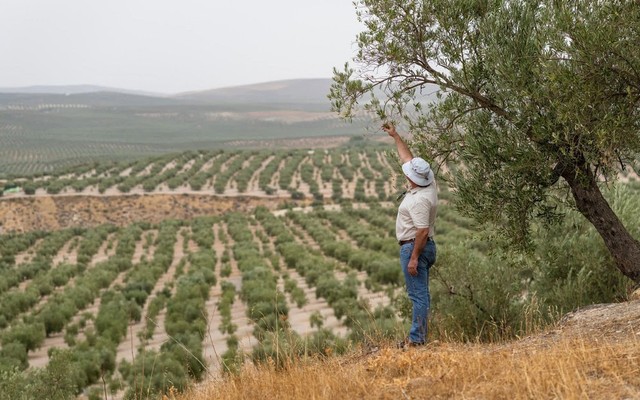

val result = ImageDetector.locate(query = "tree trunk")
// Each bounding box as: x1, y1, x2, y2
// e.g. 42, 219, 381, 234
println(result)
562, 163, 640, 284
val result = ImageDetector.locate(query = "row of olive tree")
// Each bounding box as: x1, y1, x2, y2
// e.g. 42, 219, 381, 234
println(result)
255, 207, 399, 343
120, 220, 211, 398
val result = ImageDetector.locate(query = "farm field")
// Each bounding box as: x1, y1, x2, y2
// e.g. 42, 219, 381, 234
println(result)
1, 143, 639, 399
0, 79, 374, 177
0, 200, 439, 398
0, 140, 466, 398
0, 143, 401, 202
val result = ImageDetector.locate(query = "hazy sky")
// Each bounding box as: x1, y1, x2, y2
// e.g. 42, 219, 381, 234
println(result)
0, 0, 364, 94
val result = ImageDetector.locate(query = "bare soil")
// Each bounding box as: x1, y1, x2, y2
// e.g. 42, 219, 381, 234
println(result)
537, 300, 640, 345
0, 194, 304, 233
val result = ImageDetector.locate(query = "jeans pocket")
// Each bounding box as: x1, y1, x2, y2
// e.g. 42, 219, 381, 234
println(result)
400, 243, 413, 259
422, 243, 436, 267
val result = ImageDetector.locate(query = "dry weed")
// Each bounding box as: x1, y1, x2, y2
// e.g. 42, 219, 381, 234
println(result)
179, 331, 640, 400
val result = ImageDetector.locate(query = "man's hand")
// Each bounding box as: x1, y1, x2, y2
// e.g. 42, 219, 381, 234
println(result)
383, 122, 413, 163
382, 122, 398, 138
408, 228, 429, 277
408, 257, 418, 276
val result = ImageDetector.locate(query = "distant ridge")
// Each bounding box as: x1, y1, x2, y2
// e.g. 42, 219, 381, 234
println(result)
0, 84, 164, 97
175, 78, 333, 105
0, 91, 183, 107
0, 78, 440, 109
0, 79, 337, 107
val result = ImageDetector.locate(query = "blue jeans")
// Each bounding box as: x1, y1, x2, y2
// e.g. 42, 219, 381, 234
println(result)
400, 240, 436, 344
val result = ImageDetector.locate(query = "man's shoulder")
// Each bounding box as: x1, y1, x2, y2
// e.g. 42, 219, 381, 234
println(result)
418, 186, 437, 207
408, 187, 436, 207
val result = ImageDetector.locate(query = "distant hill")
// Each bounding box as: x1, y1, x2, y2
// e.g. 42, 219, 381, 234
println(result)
0, 91, 183, 108
175, 78, 334, 105
0, 78, 442, 175
0, 84, 163, 97
174, 78, 440, 109
0, 79, 336, 107
0, 79, 337, 110
0, 79, 376, 176
0, 79, 440, 108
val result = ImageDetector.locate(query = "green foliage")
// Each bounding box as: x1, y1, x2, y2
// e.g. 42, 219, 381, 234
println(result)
332, 0, 640, 280
123, 350, 190, 398
218, 281, 237, 335
430, 189, 637, 341
221, 335, 242, 375
213, 152, 245, 194
278, 152, 306, 190
0, 351, 79, 400
2, 145, 396, 201
251, 328, 349, 370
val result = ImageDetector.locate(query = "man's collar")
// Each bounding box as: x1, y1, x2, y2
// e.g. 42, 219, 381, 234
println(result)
408, 184, 430, 194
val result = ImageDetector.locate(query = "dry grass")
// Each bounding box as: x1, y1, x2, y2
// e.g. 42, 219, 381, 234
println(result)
176, 332, 640, 400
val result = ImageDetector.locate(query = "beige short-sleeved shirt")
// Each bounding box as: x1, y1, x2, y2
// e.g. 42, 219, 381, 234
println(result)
396, 184, 438, 241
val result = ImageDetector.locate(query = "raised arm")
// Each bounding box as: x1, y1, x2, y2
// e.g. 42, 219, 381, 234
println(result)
382, 123, 413, 163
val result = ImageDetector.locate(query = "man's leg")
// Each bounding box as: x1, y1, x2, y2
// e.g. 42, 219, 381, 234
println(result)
400, 243, 430, 344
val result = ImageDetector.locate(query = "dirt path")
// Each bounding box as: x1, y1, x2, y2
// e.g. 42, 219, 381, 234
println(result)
283, 219, 321, 251
158, 159, 178, 175
270, 158, 288, 195
179, 158, 197, 174
219, 223, 255, 354
334, 270, 391, 310
359, 153, 380, 198
202, 223, 226, 370
91, 233, 118, 265
28, 333, 68, 369
14, 239, 46, 291
207, 153, 239, 193
262, 219, 350, 335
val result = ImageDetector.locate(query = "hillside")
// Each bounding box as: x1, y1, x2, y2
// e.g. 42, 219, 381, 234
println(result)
0, 79, 375, 176
183, 299, 640, 400
1, 147, 638, 400
0, 146, 397, 233
0, 194, 286, 233
175, 78, 341, 105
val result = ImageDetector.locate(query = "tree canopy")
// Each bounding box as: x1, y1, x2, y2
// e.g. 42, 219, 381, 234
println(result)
331, 0, 640, 283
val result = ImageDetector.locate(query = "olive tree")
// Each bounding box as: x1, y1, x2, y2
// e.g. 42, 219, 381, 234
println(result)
331, 0, 640, 283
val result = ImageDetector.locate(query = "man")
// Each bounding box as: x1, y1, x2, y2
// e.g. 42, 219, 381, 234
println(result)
383, 122, 438, 348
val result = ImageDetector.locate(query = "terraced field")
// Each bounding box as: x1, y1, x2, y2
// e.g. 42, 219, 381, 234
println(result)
0, 145, 401, 203
0, 144, 446, 398
1, 197, 473, 399
2, 145, 637, 400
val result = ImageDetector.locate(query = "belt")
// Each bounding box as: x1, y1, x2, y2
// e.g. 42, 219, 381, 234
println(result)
398, 237, 433, 246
